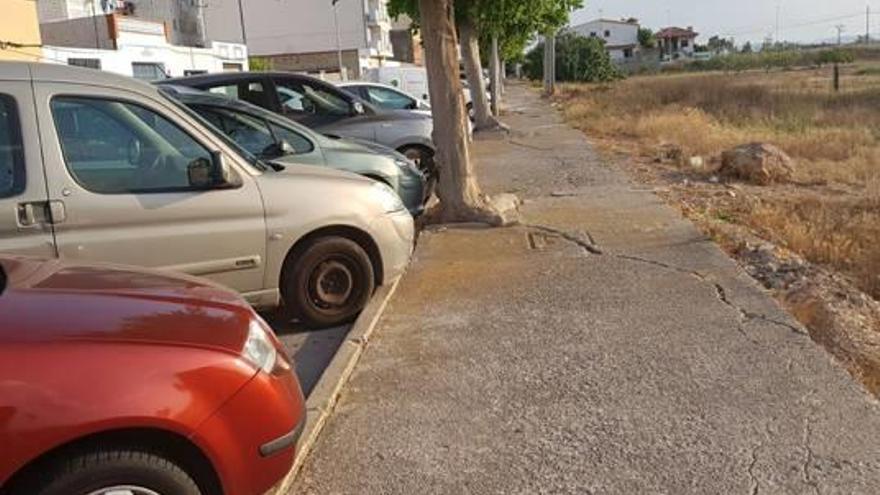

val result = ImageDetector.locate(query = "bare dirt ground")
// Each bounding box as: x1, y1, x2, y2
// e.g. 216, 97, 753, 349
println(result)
555, 65, 880, 395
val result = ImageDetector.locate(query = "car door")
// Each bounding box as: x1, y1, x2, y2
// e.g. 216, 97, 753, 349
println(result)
0, 79, 57, 258
33, 82, 268, 294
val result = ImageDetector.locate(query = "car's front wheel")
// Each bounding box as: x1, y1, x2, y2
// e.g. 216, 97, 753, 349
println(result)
9, 449, 201, 495
282, 236, 375, 328
399, 145, 437, 198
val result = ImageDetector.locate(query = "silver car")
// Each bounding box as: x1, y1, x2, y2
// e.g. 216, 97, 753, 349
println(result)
159, 72, 437, 176
0, 62, 414, 327
159, 85, 428, 216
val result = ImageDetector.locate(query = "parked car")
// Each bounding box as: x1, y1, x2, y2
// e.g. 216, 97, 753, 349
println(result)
0, 62, 414, 327
160, 85, 428, 215
339, 80, 484, 122
158, 71, 437, 175
0, 255, 306, 495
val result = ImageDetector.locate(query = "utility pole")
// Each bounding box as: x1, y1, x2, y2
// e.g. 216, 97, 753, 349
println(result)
834, 24, 845, 92
836, 24, 846, 45
332, 0, 346, 80
775, 3, 781, 43
236, 0, 247, 45
867, 4, 871, 44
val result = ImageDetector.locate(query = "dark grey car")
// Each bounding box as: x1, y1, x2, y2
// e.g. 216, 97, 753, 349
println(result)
158, 72, 437, 175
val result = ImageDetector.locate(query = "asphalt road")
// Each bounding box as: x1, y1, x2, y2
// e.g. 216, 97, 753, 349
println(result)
290, 83, 880, 494
263, 314, 350, 397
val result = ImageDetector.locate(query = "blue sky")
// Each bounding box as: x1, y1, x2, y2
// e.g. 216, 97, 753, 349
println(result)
571, 0, 877, 44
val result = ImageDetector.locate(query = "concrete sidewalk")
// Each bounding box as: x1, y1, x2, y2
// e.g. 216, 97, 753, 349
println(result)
291, 84, 880, 494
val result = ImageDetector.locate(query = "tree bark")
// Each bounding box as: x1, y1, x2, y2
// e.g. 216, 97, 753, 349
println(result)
543, 31, 556, 96
459, 17, 501, 131
418, 0, 502, 225
489, 35, 501, 116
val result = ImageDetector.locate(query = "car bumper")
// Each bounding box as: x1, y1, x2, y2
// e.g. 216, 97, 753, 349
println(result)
371, 210, 415, 284
192, 368, 306, 495
397, 170, 427, 217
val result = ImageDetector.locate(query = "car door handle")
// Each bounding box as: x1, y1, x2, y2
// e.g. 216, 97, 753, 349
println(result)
16, 202, 38, 226
48, 201, 66, 225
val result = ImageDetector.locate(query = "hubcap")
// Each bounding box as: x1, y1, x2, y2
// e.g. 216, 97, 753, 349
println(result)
312, 260, 354, 307
86, 487, 161, 495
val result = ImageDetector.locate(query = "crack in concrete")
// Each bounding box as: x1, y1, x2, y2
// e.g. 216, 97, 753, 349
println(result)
525, 224, 604, 255
802, 417, 821, 495
523, 224, 805, 341
748, 444, 761, 495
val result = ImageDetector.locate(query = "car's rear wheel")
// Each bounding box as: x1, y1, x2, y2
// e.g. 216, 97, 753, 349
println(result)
282, 237, 375, 328
10, 449, 201, 495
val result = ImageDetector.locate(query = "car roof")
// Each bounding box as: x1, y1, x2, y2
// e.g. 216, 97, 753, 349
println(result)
0, 61, 160, 97
160, 85, 320, 137
162, 70, 321, 87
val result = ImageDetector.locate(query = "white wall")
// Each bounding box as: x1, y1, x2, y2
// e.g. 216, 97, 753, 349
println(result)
570, 19, 639, 48
204, 0, 370, 56
42, 41, 248, 79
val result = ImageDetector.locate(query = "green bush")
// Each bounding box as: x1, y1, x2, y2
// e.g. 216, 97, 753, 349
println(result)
675, 47, 858, 73
524, 32, 623, 82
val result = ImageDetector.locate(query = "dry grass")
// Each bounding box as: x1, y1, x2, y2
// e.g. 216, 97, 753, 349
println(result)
557, 66, 880, 300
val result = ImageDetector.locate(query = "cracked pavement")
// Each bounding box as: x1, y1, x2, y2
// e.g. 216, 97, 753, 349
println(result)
291, 83, 880, 494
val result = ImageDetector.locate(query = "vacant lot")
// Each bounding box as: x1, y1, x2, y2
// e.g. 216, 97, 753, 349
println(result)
556, 64, 880, 394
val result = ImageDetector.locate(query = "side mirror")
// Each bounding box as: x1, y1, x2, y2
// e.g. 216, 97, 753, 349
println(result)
352, 101, 366, 115
261, 140, 296, 158
188, 152, 239, 189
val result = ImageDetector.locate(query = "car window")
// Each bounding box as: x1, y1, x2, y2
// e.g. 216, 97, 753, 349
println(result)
51, 97, 217, 194
189, 105, 277, 157
274, 79, 351, 117
268, 122, 314, 154
364, 86, 416, 110
207, 81, 272, 110
0, 95, 25, 198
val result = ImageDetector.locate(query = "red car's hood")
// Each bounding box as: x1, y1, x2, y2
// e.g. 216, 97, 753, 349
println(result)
0, 256, 254, 353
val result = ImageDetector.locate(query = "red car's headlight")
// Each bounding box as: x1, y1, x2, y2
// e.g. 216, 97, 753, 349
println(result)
242, 318, 291, 374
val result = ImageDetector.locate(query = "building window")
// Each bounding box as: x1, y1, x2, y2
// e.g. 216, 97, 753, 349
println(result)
624, 48, 633, 58
590, 32, 597, 37
682, 39, 690, 48
68, 58, 101, 70
604, 30, 611, 37
132, 62, 167, 81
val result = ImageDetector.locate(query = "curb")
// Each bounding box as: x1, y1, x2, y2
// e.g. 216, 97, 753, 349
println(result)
272, 278, 401, 494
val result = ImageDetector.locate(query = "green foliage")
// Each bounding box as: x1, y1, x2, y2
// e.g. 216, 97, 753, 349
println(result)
676, 47, 858, 73
707, 36, 735, 54
524, 32, 624, 82
637, 28, 656, 49
248, 57, 272, 71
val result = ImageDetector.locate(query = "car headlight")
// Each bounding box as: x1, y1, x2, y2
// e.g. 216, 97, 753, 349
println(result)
242, 318, 284, 374
372, 181, 406, 213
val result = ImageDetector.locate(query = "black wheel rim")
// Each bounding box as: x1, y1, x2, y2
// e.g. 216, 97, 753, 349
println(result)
307, 255, 360, 314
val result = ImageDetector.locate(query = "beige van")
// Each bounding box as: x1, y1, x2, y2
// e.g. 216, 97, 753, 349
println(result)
0, 62, 414, 327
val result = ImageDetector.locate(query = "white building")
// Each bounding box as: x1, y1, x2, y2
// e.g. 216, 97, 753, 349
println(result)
40, 14, 248, 81
203, 0, 395, 77
37, 0, 207, 47
569, 18, 640, 61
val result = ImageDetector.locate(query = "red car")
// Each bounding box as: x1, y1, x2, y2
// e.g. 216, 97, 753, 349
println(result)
0, 256, 306, 495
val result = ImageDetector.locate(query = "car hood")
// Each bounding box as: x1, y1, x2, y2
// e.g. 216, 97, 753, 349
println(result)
266, 159, 377, 183
317, 134, 405, 161
0, 256, 253, 353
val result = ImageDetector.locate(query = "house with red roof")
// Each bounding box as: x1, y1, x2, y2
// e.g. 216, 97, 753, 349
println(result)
657, 26, 699, 60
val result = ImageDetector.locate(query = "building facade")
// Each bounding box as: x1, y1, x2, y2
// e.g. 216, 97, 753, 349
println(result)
203, 0, 395, 77
0, 0, 43, 61
37, 0, 207, 47
570, 18, 640, 61
656, 27, 699, 60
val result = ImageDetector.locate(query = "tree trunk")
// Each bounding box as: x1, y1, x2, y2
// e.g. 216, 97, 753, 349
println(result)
489, 35, 501, 116
459, 17, 501, 131
543, 31, 556, 96
418, 0, 502, 225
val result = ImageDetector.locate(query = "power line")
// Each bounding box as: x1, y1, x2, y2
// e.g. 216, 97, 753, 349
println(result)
720, 11, 866, 38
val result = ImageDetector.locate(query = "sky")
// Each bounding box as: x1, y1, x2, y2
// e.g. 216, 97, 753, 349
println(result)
570, 0, 877, 45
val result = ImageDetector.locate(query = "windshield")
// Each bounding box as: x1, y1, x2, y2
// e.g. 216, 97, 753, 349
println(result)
157, 88, 268, 172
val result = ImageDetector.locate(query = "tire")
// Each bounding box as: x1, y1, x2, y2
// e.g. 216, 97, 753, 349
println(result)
9, 449, 201, 495
466, 102, 475, 122
282, 236, 375, 328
